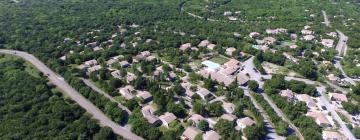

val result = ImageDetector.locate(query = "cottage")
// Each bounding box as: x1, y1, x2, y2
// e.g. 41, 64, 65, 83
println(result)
223, 11, 232, 16
159, 112, 177, 128
88, 65, 102, 73
84, 59, 98, 66
93, 46, 103, 51
181, 127, 201, 140
303, 35, 315, 41
119, 85, 135, 100
237, 73, 250, 85
321, 39, 334, 48
249, 32, 260, 38
207, 44, 216, 50
140, 51, 151, 57
301, 29, 314, 35
220, 114, 237, 122
111, 70, 122, 79
263, 37, 276, 45
329, 93, 348, 102
290, 34, 298, 40
203, 130, 221, 140
326, 32, 338, 38
188, 114, 205, 125
137, 91, 153, 103
180, 43, 191, 51
196, 88, 212, 99
289, 44, 298, 49
306, 111, 331, 127
126, 72, 137, 82
106, 59, 118, 66
236, 117, 256, 130
280, 89, 295, 101
327, 74, 340, 82
141, 105, 161, 125
198, 40, 210, 47
119, 61, 130, 68
226, 47, 237, 56
222, 103, 236, 114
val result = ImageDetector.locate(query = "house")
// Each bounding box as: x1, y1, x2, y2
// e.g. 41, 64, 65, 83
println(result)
220, 114, 237, 122
181, 127, 201, 140
226, 47, 236, 56
223, 59, 240, 69
119, 61, 130, 68
203, 130, 221, 140
198, 40, 210, 47
289, 44, 298, 49
329, 93, 348, 102
77, 64, 89, 70
146, 56, 156, 61
106, 59, 118, 66
322, 131, 343, 140
88, 65, 102, 73
266, 28, 287, 34
126, 72, 137, 82
188, 114, 205, 125
327, 74, 340, 82
140, 51, 151, 57
136, 91, 153, 103
301, 29, 314, 35
59, 55, 66, 61
306, 111, 331, 127
159, 112, 177, 128
303, 35, 315, 41
196, 88, 212, 99
280, 89, 295, 101
223, 11, 232, 16
84, 59, 98, 66
263, 37, 276, 45
249, 32, 260, 38
290, 34, 298, 40
321, 39, 334, 48
326, 32, 338, 38
111, 70, 122, 79
228, 16, 237, 21
304, 25, 311, 30
119, 85, 135, 100
93, 46, 103, 51
141, 105, 161, 126
296, 94, 317, 110
180, 43, 191, 51
237, 73, 250, 85
207, 44, 216, 50
236, 117, 256, 130
222, 103, 236, 114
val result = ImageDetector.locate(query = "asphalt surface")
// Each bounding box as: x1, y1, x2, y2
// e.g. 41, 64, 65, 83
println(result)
0, 49, 143, 140
243, 89, 286, 140
322, 10, 331, 27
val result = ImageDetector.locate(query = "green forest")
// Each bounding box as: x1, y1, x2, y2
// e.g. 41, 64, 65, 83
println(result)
0, 55, 121, 140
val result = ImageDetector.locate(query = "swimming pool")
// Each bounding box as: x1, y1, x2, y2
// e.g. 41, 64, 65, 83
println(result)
202, 60, 220, 70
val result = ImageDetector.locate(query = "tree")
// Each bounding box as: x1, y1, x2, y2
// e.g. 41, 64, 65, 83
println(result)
214, 119, 242, 139
207, 102, 223, 117
353, 127, 360, 139
167, 103, 186, 118
243, 126, 264, 140
193, 101, 207, 116
248, 80, 259, 91
197, 120, 209, 131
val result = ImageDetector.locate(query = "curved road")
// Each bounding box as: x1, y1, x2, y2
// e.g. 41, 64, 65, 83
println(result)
0, 49, 143, 140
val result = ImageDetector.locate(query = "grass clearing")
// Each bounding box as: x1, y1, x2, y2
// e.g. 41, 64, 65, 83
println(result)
209, 56, 228, 64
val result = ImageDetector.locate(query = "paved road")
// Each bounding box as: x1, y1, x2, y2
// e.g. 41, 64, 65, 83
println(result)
316, 87, 357, 140
242, 57, 304, 140
261, 93, 304, 140
243, 89, 285, 140
334, 61, 356, 86
336, 30, 348, 57
80, 78, 132, 115
322, 10, 331, 27
0, 49, 143, 140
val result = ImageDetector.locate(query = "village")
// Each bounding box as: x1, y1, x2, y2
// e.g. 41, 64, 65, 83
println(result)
53, 19, 360, 140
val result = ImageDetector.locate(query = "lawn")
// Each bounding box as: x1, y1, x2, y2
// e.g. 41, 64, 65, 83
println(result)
209, 56, 229, 64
